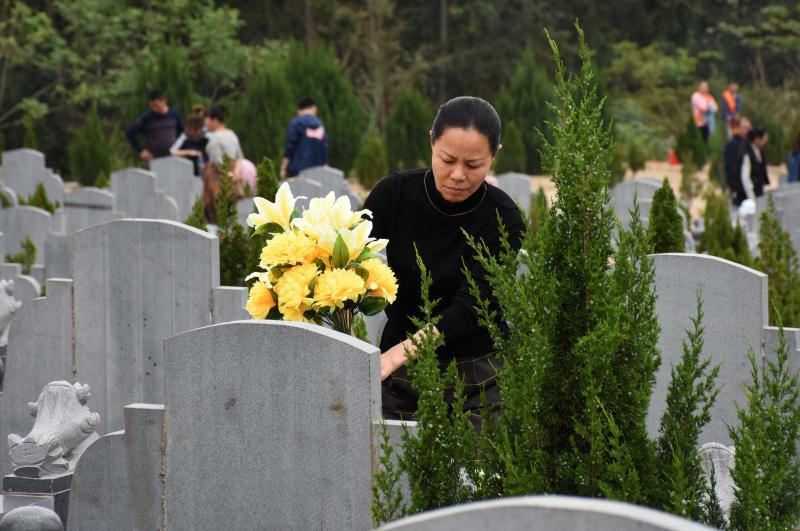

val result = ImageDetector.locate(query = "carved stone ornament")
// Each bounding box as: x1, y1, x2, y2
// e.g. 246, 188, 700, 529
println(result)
7, 381, 100, 477
0, 279, 22, 348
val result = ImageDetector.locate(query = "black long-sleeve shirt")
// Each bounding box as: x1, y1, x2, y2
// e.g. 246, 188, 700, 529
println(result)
364, 168, 525, 360
125, 108, 183, 157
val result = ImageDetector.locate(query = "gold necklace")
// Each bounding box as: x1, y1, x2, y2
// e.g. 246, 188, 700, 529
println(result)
423, 170, 487, 217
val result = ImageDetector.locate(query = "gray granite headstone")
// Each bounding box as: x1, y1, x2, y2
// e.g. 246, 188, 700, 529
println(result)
150, 157, 198, 221
699, 442, 735, 520
236, 197, 253, 227
110, 168, 179, 221
62, 188, 114, 233
771, 186, 800, 255
0, 206, 51, 263
211, 286, 248, 323
0, 264, 40, 303
0, 505, 63, 531
162, 320, 380, 530
43, 234, 71, 279
285, 176, 324, 211
0, 150, 64, 206
380, 496, 712, 530
494, 173, 531, 214
71, 219, 219, 431
649, 253, 768, 445
299, 166, 348, 195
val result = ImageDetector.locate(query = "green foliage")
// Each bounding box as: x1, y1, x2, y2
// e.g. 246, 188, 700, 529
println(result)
679, 155, 702, 204
94, 171, 109, 188
626, 138, 647, 177
284, 43, 367, 171
528, 188, 548, 235
384, 88, 431, 171
655, 294, 719, 521
126, 44, 195, 122
215, 157, 249, 287
398, 250, 478, 513
18, 183, 58, 214
352, 130, 388, 191
5, 237, 36, 275
606, 41, 697, 93
496, 47, 554, 174
372, 421, 407, 526
184, 198, 208, 232
352, 313, 370, 343
228, 61, 295, 167
698, 190, 752, 267
0, 191, 12, 208
675, 117, 707, 168
755, 196, 800, 327
494, 122, 526, 174
728, 323, 800, 529
648, 178, 685, 253
256, 157, 280, 201
703, 465, 727, 529
706, 125, 727, 186
68, 104, 110, 186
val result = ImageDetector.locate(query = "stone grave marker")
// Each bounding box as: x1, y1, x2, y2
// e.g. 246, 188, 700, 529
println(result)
771, 186, 800, 254
494, 173, 531, 214
44, 234, 71, 279
0, 264, 39, 303
286, 176, 324, 211
649, 253, 767, 445
150, 157, 199, 221
699, 443, 735, 520
110, 168, 179, 221
70, 321, 381, 530
299, 166, 348, 195
380, 496, 712, 530
236, 197, 253, 227
0, 150, 64, 206
61, 188, 115, 233
0, 206, 51, 264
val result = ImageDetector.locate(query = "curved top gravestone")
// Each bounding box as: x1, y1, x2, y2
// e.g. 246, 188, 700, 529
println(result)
380, 496, 712, 531
649, 253, 768, 445
162, 320, 380, 530
0, 205, 51, 261
62, 187, 115, 233
299, 166, 347, 195
0, 149, 64, 205
150, 156, 199, 221
495, 173, 531, 214
111, 168, 179, 221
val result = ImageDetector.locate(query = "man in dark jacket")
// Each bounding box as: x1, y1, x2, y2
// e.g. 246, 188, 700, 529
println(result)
126, 89, 183, 164
723, 117, 751, 206
280, 97, 329, 178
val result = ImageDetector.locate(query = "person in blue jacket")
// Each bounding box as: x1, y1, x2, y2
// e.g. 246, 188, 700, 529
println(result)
788, 133, 800, 183
280, 97, 329, 178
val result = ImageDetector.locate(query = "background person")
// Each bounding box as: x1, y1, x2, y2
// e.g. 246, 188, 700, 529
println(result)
691, 81, 718, 143
738, 126, 770, 205
788, 133, 800, 183
721, 81, 742, 138
202, 105, 244, 218
170, 115, 209, 176
364, 96, 525, 426
724, 117, 751, 205
280, 97, 329, 178
125, 89, 183, 165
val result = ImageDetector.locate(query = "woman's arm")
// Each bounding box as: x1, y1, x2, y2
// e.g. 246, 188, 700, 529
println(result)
380, 327, 438, 381
740, 153, 755, 201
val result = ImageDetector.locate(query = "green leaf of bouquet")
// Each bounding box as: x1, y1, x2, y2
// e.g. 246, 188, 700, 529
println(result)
348, 262, 370, 283
290, 209, 301, 222
313, 258, 327, 272
253, 222, 284, 236
355, 248, 382, 263
266, 306, 282, 320
333, 234, 349, 269
308, 276, 318, 292
359, 297, 388, 316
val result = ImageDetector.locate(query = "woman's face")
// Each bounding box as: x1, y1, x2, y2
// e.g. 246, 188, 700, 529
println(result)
431, 127, 494, 203
754, 133, 769, 149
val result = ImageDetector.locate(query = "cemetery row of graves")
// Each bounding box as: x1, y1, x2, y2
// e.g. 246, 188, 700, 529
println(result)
0, 36, 797, 530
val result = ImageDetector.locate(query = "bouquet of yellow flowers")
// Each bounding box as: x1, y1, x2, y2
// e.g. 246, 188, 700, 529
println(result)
244, 182, 398, 335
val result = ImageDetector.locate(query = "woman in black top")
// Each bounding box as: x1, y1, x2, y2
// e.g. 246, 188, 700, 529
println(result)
364, 96, 525, 422
737, 126, 770, 205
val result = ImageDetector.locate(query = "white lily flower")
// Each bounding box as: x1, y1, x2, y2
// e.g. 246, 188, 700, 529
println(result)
246, 182, 304, 230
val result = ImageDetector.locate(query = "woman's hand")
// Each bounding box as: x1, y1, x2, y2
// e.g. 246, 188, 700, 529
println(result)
380, 342, 408, 381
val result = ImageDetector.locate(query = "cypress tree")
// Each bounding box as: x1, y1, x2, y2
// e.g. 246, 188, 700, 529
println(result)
496, 46, 554, 174
228, 62, 294, 167
352, 130, 388, 191
648, 178, 685, 253
755, 196, 800, 327
698, 191, 752, 267
184, 198, 208, 232
655, 294, 719, 521
215, 157, 249, 287
68, 104, 111, 186
675, 116, 707, 167
528, 187, 548, 235
728, 323, 800, 529
494, 122, 526, 174
245, 158, 282, 281
19, 183, 58, 214
626, 138, 647, 177
5, 237, 36, 275
384, 88, 431, 172
284, 44, 367, 171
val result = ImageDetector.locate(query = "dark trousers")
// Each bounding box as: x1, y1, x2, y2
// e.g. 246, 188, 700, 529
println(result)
699, 125, 710, 143
381, 352, 501, 428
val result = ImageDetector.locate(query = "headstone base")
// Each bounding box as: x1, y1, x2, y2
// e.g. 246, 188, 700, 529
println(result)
2, 473, 71, 526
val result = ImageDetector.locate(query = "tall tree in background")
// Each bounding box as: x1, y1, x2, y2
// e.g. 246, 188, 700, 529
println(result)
496, 47, 554, 174
384, 88, 431, 171
68, 103, 111, 186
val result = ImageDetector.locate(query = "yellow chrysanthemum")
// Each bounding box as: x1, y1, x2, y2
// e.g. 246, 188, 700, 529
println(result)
280, 304, 312, 323
274, 263, 318, 312
361, 259, 398, 303
246, 281, 275, 319
259, 231, 317, 269
313, 268, 365, 310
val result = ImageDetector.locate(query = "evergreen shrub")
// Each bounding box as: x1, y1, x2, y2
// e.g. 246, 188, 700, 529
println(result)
5, 237, 36, 275
68, 104, 111, 186
215, 157, 249, 287
698, 190, 751, 266
494, 122, 526, 174
384, 88, 431, 172
184, 198, 208, 232
648, 178, 685, 253
352, 131, 388, 191
755, 196, 800, 327
674, 116, 707, 167
19, 183, 59, 214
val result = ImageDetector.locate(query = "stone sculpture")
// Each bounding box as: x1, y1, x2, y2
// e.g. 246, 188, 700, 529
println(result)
7, 381, 100, 477
0, 279, 22, 388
